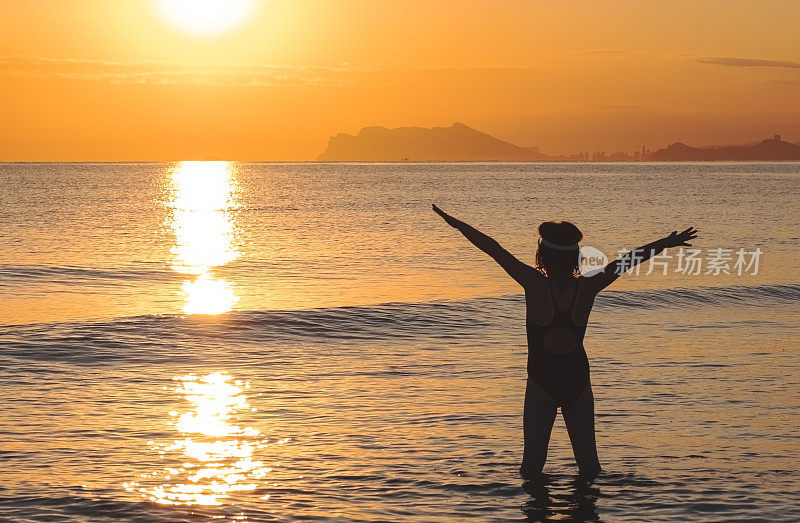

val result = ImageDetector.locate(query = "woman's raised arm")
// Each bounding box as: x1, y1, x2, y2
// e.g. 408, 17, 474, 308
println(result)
433, 204, 532, 286
589, 227, 698, 291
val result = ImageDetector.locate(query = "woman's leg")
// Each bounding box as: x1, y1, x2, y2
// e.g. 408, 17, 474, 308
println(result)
521, 379, 557, 478
562, 381, 601, 477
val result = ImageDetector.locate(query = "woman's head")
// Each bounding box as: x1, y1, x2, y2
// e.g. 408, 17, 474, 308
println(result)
535, 221, 583, 277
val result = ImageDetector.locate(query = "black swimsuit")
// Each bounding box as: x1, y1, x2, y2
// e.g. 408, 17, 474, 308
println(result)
526, 277, 590, 407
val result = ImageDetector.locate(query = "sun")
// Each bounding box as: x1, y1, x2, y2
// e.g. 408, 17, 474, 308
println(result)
153, 0, 258, 36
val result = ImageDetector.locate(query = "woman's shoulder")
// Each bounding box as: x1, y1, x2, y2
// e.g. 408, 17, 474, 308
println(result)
527, 266, 547, 280
520, 267, 547, 289
574, 274, 604, 296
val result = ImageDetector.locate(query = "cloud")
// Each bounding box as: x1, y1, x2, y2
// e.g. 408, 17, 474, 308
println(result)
0, 56, 561, 87
697, 56, 800, 69
571, 49, 628, 56
0, 55, 359, 87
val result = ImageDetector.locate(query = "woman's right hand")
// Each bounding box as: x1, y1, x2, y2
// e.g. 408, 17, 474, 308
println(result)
432, 204, 459, 228
661, 227, 698, 248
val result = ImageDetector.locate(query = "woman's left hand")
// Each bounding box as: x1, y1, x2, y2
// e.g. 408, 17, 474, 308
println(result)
662, 227, 699, 248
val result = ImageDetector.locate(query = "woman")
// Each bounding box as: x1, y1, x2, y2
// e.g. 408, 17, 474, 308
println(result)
432, 204, 697, 478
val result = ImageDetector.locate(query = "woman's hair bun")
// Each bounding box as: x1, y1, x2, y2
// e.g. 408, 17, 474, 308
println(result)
538, 221, 583, 246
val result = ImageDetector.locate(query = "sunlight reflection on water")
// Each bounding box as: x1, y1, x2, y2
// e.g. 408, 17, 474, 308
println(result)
125, 372, 280, 506
167, 161, 241, 314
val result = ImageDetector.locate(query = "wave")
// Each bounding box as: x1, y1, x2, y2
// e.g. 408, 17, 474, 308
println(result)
0, 299, 502, 366
0, 489, 219, 522
3, 262, 798, 313
0, 264, 178, 287
595, 282, 800, 310
0, 282, 796, 366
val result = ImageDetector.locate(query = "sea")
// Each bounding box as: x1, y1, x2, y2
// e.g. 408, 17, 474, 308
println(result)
1, 162, 798, 522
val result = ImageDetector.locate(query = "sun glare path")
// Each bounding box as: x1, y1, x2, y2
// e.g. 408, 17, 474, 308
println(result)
153, 0, 259, 36
167, 161, 240, 315
125, 373, 283, 506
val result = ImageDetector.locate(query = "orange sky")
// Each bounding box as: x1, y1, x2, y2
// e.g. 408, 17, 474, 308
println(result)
1, 0, 799, 160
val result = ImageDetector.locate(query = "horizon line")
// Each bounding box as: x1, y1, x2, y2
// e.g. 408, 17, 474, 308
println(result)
3, 160, 800, 164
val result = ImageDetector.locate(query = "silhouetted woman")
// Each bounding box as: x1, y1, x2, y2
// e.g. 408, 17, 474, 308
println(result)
432, 204, 697, 478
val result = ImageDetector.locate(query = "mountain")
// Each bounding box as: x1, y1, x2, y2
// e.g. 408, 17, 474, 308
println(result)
650, 135, 800, 161
318, 124, 800, 162
317, 122, 555, 161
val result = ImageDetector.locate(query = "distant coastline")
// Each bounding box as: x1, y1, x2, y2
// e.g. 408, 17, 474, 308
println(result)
317, 123, 800, 163
3, 126, 800, 163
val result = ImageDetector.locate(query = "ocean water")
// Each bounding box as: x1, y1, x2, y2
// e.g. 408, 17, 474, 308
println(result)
0, 162, 798, 521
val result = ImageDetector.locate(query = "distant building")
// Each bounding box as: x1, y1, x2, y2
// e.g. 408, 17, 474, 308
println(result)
609, 152, 633, 161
